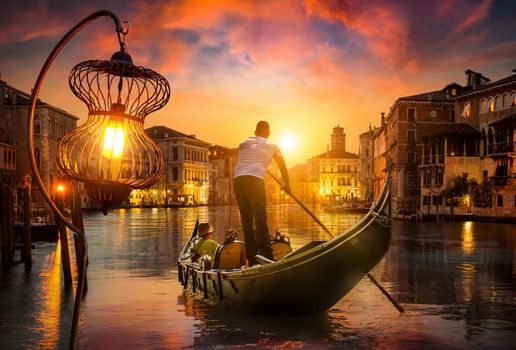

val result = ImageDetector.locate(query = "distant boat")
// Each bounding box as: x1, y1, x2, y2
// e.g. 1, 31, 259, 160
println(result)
322, 203, 370, 214
177, 177, 392, 315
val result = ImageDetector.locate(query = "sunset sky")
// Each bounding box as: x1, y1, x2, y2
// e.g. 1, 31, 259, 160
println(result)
1, 0, 515, 166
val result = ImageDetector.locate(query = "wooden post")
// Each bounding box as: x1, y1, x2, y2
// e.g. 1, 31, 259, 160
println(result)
402, 197, 406, 221
71, 181, 87, 292
436, 200, 440, 223
7, 185, 14, 263
23, 183, 32, 270
0, 186, 7, 267
56, 190, 73, 285
415, 199, 420, 223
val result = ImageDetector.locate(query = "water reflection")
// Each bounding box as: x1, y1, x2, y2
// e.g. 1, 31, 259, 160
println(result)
1, 206, 516, 349
29, 240, 62, 349
461, 221, 475, 254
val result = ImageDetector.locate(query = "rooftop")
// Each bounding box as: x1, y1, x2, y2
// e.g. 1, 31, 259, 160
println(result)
420, 123, 480, 139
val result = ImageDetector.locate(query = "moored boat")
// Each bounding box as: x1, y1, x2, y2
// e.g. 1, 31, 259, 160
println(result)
178, 177, 392, 315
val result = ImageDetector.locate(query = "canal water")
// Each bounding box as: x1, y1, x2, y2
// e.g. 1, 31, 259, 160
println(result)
0, 205, 515, 349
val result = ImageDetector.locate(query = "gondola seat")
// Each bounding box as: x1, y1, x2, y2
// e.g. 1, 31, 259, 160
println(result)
272, 241, 292, 260
213, 240, 247, 269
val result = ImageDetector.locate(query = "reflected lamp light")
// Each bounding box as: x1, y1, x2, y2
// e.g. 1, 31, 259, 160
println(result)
57, 38, 170, 214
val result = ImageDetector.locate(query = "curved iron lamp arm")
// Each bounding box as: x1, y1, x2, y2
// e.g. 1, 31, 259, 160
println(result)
28, 10, 127, 350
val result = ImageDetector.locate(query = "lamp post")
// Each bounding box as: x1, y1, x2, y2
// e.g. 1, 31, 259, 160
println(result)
28, 10, 170, 349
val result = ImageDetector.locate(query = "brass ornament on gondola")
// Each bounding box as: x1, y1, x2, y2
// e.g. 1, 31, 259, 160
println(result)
57, 39, 170, 214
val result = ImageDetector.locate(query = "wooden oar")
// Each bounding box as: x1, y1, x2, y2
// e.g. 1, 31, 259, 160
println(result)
267, 170, 404, 313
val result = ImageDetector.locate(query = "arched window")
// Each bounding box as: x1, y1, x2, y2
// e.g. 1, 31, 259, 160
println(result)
503, 93, 510, 107
463, 102, 471, 118
495, 95, 502, 110
35, 148, 41, 170
487, 97, 494, 112
34, 115, 41, 135
479, 99, 487, 113
172, 147, 178, 160
511, 92, 516, 106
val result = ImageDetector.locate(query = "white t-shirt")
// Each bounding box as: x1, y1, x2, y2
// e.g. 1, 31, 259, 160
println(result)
234, 136, 282, 179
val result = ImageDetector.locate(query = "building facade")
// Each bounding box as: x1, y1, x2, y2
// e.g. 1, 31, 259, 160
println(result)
308, 126, 361, 204
144, 126, 210, 206
208, 145, 238, 205
419, 123, 481, 215
372, 84, 458, 215
359, 126, 378, 202
0, 142, 16, 185
453, 69, 516, 218
0, 79, 79, 211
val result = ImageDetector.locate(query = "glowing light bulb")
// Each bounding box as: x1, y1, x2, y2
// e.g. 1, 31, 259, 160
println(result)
103, 121, 125, 159
57, 51, 170, 214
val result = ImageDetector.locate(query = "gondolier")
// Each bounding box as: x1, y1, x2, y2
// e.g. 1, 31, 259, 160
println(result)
233, 121, 290, 265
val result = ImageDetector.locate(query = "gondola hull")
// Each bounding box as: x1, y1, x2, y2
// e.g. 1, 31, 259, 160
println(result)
179, 179, 391, 315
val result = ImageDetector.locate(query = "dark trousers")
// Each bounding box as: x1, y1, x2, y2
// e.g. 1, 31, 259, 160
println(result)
233, 176, 273, 264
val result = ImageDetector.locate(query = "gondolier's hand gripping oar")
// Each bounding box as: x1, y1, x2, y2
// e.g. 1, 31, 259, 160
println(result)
266, 170, 404, 313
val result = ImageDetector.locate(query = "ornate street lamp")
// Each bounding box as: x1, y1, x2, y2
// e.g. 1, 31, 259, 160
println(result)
28, 10, 170, 349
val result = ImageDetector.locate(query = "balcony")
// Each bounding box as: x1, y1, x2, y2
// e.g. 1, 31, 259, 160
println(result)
486, 141, 515, 156
421, 155, 479, 166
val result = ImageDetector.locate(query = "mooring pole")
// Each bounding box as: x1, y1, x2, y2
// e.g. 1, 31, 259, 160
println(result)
56, 190, 73, 285
23, 182, 32, 271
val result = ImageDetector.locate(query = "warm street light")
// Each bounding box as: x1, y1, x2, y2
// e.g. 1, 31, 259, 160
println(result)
57, 25, 170, 214
27, 10, 170, 350
57, 184, 65, 193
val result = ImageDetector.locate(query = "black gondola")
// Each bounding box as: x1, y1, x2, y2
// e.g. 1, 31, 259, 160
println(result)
178, 177, 391, 315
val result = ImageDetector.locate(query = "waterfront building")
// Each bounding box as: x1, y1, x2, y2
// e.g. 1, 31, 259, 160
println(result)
0, 142, 16, 185
208, 145, 238, 205
308, 125, 361, 204
453, 69, 516, 218
359, 126, 379, 202
144, 126, 210, 206
0, 78, 79, 211
372, 113, 388, 201
372, 84, 458, 215
288, 163, 319, 204
419, 123, 481, 215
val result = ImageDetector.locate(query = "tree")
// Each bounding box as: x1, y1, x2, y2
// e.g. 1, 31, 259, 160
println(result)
441, 173, 471, 220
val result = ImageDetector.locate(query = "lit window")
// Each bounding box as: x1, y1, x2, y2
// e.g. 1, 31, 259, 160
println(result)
488, 98, 494, 112
463, 103, 471, 118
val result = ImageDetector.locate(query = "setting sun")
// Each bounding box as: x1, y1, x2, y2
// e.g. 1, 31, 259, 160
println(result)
280, 133, 298, 151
